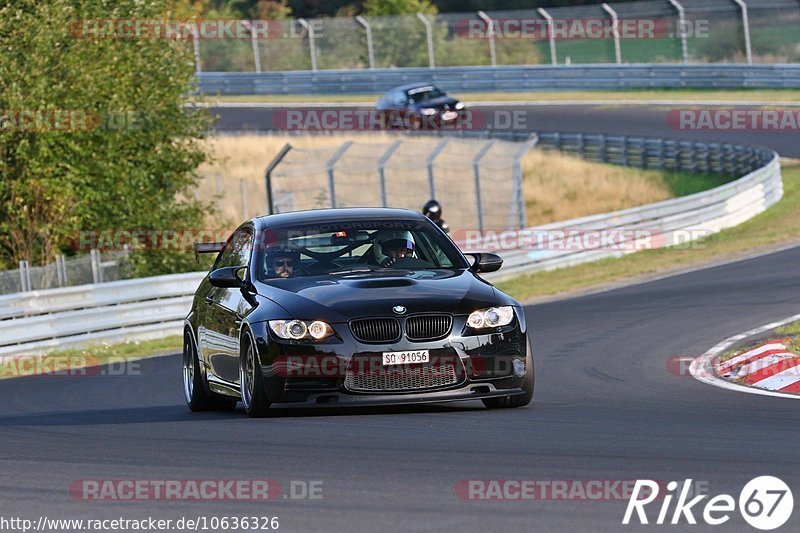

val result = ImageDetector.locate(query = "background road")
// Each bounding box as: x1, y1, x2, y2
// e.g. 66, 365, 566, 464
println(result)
1, 246, 799, 532
211, 103, 800, 158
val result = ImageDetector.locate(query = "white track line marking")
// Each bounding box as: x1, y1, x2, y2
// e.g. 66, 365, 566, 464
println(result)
690, 313, 800, 399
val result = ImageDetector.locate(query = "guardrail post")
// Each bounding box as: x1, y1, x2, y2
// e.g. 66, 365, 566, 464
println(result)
355, 16, 375, 69
472, 141, 495, 233
417, 13, 435, 68
298, 19, 318, 71
90, 249, 101, 284
577, 133, 585, 158
326, 141, 353, 208
19, 260, 30, 292
658, 139, 666, 169
477, 11, 497, 67
377, 140, 402, 207
621, 136, 629, 166
426, 139, 449, 199
602, 4, 622, 64
733, 0, 753, 64
667, 0, 689, 64
264, 143, 292, 215
599, 135, 608, 162
537, 8, 558, 65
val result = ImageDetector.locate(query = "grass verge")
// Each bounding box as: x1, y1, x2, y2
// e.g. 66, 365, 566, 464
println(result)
0, 336, 182, 380
200, 89, 800, 105
199, 133, 719, 226
497, 160, 800, 302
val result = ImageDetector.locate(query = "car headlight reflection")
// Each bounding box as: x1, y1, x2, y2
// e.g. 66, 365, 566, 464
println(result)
269, 320, 334, 341
466, 306, 514, 329
454, 101, 465, 110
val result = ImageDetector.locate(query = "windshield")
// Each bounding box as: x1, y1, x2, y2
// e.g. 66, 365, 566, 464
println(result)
256, 220, 467, 280
406, 86, 445, 103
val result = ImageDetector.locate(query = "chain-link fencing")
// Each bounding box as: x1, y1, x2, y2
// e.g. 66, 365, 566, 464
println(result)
0, 250, 130, 295
194, 0, 800, 72
265, 135, 536, 233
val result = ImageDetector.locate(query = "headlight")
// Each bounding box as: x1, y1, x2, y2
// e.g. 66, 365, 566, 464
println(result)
420, 107, 437, 116
454, 101, 465, 110
269, 320, 334, 341
466, 306, 515, 329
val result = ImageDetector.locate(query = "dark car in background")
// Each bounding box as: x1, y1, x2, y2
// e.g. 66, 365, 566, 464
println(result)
375, 83, 466, 129
184, 208, 534, 417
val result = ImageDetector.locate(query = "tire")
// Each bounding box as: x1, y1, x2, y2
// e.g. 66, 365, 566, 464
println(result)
240, 331, 271, 418
183, 331, 238, 412
482, 339, 534, 409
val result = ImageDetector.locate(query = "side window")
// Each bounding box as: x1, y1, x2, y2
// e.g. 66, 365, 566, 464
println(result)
392, 91, 407, 106
213, 228, 253, 269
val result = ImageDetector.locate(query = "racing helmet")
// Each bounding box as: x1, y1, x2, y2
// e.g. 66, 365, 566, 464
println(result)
372, 230, 415, 266
422, 199, 442, 221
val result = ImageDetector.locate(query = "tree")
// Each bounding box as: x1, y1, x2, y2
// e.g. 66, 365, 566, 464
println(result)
0, 0, 212, 275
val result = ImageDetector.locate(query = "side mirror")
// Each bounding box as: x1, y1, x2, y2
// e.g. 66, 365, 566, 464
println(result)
467, 253, 503, 273
209, 266, 248, 289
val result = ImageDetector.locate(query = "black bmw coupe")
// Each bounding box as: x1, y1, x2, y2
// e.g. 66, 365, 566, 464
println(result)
183, 208, 533, 417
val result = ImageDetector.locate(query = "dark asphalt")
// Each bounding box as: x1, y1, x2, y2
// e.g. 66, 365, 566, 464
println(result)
2, 245, 799, 532
211, 103, 800, 158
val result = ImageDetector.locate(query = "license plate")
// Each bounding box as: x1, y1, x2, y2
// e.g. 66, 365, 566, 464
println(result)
382, 350, 429, 366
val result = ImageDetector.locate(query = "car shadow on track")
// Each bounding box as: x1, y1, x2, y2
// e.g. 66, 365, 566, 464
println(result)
0, 402, 487, 426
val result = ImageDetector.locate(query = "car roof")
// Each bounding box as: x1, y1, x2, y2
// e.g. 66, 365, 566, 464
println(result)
253, 207, 428, 230
389, 82, 443, 93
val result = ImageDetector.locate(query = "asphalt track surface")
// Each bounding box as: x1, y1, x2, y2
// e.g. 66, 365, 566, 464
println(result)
2, 247, 800, 531
1, 104, 799, 532
211, 103, 800, 158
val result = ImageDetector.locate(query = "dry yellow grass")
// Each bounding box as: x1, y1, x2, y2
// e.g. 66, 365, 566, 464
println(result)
197, 134, 675, 227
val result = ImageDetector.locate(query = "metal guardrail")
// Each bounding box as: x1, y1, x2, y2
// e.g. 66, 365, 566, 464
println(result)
0, 133, 782, 355
196, 64, 800, 95
484, 134, 781, 280
0, 272, 205, 355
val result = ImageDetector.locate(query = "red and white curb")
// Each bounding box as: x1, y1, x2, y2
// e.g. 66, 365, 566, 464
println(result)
690, 313, 800, 399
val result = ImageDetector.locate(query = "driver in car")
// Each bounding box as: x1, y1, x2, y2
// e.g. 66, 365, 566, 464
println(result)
266, 248, 298, 278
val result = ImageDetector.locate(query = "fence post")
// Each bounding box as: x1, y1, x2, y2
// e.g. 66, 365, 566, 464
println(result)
264, 143, 292, 215
240, 179, 248, 218
297, 19, 318, 71
512, 134, 539, 229
245, 21, 262, 73
477, 11, 497, 67
19, 260, 30, 292
377, 140, 402, 207
426, 139, 449, 199
667, 0, 689, 64
326, 141, 353, 208
732, 0, 753, 64
214, 174, 223, 214
472, 141, 495, 233
189, 24, 201, 73
416, 13, 435, 68
56, 255, 66, 287
90, 249, 101, 284
601, 4, 622, 64
355, 16, 375, 69
537, 8, 558, 65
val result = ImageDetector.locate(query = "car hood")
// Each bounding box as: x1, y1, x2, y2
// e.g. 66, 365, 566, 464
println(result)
254, 269, 495, 322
